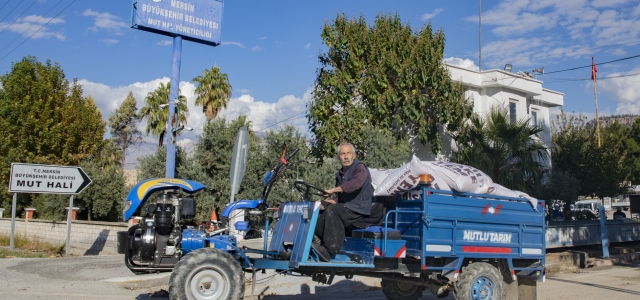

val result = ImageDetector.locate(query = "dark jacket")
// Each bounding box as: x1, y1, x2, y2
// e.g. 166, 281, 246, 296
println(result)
336, 159, 373, 215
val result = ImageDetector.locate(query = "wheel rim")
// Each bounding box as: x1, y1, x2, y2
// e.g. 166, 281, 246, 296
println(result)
186, 266, 230, 300
471, 276, 495, 300
396, 281, 418, 296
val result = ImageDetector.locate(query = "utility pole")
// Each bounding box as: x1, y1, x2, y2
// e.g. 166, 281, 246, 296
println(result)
592, 57, 601, 148
479, 0, 482, 72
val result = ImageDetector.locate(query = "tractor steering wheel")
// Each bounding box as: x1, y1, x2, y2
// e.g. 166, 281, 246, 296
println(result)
294, 180, 326, 201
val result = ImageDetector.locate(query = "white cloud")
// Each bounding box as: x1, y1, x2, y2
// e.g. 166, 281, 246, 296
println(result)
259, 36, 267, 40
612, 48, 626, 55
633, 4, 640, 16
304, 43, 311, 49
101, 39, 119, 46
0, 15, 65, 40
252, 46, 262, 51
596, 67, 640, 114
443, 57, 479, 71
221, 41, 245, 48
157, 40, 173, 46
422, 8, 444, 21
237, 88, 250, 94
79, 78, 312, 141
466, 0, 640, 66
82, 9, 128, 35
592, 0, 633, 8
218, 89, 313, 134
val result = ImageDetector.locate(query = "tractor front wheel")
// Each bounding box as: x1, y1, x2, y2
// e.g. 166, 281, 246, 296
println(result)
169, 248, 244, 300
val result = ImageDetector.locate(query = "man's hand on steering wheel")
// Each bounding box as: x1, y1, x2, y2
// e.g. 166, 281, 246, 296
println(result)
294, 180, 326, 201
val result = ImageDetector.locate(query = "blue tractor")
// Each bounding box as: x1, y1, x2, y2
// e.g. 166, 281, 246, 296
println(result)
118, 148, 545, 300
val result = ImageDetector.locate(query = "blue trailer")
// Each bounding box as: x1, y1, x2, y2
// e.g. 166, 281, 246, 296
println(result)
118, 149, 545, 300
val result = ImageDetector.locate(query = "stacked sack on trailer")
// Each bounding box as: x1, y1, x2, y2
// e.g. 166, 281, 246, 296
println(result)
370, 155, 538, 209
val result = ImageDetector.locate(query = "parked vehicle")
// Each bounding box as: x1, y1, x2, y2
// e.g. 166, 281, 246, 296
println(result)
574, 200, 603, 216
118, 148, 545, 300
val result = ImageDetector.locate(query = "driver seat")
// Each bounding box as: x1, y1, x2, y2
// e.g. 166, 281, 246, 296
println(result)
346, 201, 385, 236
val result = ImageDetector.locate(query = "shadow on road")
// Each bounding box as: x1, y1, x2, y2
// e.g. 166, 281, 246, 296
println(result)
548, 277, 640, 296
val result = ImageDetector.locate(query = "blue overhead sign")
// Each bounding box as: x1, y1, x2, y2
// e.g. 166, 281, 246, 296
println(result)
132, 0, 223, 46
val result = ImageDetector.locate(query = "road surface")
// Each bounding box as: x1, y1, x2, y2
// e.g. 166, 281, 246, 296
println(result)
0, 255, 639, 300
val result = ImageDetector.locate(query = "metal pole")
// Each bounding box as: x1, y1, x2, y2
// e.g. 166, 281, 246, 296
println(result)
599, 206, 609, 258
479, 0, 482, 72
10, 193, 16, 251
166, 35, 183, 178
66, 195, 74, 257
594, 78, 601, 148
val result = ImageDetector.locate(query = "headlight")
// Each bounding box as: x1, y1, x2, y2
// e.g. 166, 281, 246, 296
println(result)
123, 200, 132, 213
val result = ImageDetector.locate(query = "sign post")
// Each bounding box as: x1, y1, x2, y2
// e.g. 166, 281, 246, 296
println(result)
9, 193, 16, 251
229, 126, 248, 239
131, 0, 224, 178
8, 163, 92, 256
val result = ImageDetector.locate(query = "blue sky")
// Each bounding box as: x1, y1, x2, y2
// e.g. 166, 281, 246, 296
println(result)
1, 0, 640, 146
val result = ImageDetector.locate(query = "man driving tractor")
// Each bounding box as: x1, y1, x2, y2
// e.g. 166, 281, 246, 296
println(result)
312, 143, 374, 262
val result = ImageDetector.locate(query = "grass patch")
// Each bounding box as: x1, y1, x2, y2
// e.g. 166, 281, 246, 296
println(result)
0, 233, 65, 258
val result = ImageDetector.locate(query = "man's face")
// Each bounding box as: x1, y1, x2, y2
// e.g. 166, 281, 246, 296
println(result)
338, 145, 355, 167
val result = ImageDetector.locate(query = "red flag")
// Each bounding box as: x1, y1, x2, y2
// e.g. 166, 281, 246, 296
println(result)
591, 57, 597, 82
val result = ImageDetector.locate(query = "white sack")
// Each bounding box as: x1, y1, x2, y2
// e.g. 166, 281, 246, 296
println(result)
374, 155, 437, 196
422, 161, 493, 194
488, 183, 539, 209
369, 168, 393, 190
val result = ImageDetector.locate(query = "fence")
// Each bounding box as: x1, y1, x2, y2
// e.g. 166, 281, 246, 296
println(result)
0, 218, 128, 255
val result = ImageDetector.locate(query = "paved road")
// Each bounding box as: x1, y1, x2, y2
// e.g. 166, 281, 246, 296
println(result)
1, 255, 639, 300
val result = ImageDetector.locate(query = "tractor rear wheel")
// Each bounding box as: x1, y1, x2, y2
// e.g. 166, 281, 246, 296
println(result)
381, 279, 424, 300
454, 262, 503, 300
169, 248, 244, 300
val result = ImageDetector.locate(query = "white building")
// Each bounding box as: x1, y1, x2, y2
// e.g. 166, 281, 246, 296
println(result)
414, 63, 565, 164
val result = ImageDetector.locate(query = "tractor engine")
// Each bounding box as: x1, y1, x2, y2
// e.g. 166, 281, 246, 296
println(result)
118, 193, 196, 273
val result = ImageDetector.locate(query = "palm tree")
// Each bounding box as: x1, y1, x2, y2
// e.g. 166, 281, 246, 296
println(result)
451, 106, 549, 193
192, 66, 232, 120
139, 82, 189, 146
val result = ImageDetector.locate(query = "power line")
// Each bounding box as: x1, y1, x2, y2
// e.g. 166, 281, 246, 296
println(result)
0, 0, 24, 24
0, 0, 63, 54
0, 0, 38, 37
544, 72, 640, 83
541, 54, 640, 75
254, 111, 307, 132
0, 0, 75, 62
538, 39, 640, 59
0, 1, 11, 13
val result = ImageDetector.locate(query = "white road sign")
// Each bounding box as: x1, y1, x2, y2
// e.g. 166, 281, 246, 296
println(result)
9, 163, 92, 194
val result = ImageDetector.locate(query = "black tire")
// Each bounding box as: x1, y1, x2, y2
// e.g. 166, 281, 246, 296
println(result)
169, 248, 244, 300
381, 279, 424, 300
454, 262, 503, 300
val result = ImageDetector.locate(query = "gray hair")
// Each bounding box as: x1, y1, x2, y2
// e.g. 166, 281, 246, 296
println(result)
337, 143, 356, 157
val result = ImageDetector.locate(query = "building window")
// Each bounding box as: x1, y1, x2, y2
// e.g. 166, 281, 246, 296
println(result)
531, 110, 538, 126
509, 101, 517, 123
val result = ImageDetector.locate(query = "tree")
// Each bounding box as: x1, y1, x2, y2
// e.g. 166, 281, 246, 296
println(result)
0, 56, 105, 210
178, 116, 262, 220
193, 66, 232, 120
308, 13, 472, 161
451, 107, 548, 193
551, 112, 629, 199
359, 124, 411, 169
139, 82, 188, 146
32, 139, 127, 221
109, 91, 142, 170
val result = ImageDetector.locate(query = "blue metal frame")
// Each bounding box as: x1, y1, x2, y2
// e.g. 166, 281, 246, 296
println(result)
245, 184, 546, 282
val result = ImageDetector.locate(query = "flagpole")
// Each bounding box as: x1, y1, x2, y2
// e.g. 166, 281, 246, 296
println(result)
592, 57, 601, 148
594, 81, 601, 148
